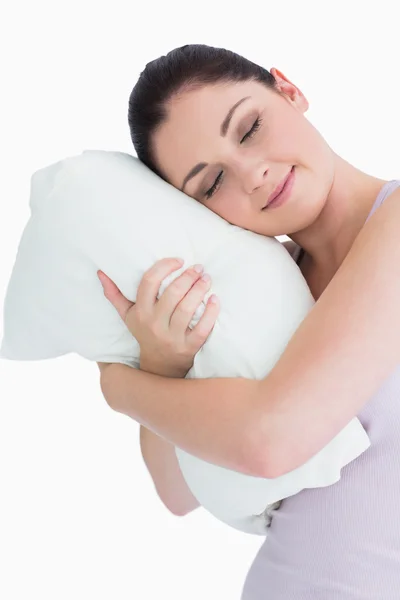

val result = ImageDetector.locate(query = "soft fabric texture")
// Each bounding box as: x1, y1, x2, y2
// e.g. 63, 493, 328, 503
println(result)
241, 180, 400, 597
0, 150, 370, 535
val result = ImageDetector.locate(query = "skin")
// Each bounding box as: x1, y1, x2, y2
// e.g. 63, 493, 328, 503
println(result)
152, 68, 388, 299
97, 65, 400, 482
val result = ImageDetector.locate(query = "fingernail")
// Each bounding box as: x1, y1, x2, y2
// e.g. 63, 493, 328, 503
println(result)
193, 264, 204, 273
209, 294, 218, 304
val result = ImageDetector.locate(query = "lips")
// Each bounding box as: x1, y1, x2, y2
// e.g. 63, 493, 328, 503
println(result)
263, 168, 293, 209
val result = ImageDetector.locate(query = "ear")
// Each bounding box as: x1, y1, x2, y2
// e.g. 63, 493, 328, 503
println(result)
270, 68, 309, 113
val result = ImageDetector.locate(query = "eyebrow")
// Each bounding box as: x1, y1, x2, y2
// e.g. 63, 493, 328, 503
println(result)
180, 96, 251, 192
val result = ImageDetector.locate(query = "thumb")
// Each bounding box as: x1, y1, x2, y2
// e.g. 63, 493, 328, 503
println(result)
97, 270, 134, 323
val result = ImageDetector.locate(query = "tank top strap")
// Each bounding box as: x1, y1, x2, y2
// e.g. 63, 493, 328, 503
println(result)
295, 179, 400, 265
365, 179, 400, 223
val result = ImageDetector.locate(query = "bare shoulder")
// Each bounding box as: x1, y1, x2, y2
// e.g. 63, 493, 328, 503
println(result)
351, 185, 400, 254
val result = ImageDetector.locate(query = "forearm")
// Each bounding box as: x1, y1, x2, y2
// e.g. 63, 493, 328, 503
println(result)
140, 425, 200, 516
100, 364, 267, 477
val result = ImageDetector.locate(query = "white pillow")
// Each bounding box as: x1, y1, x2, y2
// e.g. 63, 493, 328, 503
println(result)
0, 150, 370, 535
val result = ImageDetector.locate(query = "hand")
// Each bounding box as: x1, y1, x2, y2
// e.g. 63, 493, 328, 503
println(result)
97, 258, 220, 378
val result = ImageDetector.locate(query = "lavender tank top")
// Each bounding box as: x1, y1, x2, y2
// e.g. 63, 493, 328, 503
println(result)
241, 180, 400, 600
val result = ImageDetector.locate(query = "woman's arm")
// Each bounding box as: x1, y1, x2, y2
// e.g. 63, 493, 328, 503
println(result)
101, 188, 400, 479
139, 425, 200, 516
258, 188, 400, 476
100, 366, 261, 476
138, 355, 201, 516
99, 360, 200, 516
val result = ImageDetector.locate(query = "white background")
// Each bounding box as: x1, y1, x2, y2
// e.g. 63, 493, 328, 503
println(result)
1, 2, 399, 599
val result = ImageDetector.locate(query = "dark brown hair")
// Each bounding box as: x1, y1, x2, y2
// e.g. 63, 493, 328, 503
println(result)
128, 44, 277, 179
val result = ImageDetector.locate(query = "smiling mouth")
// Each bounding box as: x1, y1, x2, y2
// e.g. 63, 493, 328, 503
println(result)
262, 167, 295, 210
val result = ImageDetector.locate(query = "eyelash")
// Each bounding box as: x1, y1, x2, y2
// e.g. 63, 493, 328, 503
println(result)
205, 117, 263, 199
240, 116, 262, 143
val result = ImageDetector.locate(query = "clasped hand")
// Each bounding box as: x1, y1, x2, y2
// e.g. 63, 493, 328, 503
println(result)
97, 258, 220, 378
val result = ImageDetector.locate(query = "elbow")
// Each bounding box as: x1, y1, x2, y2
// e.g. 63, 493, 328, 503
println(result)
239, 381, 285, 479
161, 494, 200, 518
248, 447, 283, 479
251, 441, 302, 479
245, 389, 290, 479
235, 437, 275, 479
167, 504, 197, 518
246, 424, 286, 480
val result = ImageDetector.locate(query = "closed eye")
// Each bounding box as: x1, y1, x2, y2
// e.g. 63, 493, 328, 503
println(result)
204, 116, 263, 200
205, 171, 223, 200
240, 117, 262, 143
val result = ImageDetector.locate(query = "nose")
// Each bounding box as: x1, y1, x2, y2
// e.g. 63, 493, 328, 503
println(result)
237, 160, 269, 195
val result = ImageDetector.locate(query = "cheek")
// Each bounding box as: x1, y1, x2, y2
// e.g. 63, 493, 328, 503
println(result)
262, 129, 295, 160
263, 114, 306, 160
212, 188, 248, 224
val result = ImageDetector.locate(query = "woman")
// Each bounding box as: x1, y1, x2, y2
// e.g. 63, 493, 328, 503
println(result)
97, 45, 400, 598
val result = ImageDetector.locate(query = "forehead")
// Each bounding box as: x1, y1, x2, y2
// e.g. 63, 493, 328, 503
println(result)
168, 79, 269, 124
152, 79, 274, 186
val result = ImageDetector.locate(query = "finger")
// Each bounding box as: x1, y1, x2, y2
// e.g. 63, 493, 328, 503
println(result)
156, 265, 205, 324
97, 270, 134, 322
169, 272, 212, 332
187, 294, 220, 350
136, 258, 185, 313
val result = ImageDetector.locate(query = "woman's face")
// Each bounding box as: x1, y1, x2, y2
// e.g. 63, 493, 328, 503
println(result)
152, 69, 335, 237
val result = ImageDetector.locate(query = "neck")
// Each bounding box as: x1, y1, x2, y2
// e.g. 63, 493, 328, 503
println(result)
290, 154, 388, 276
